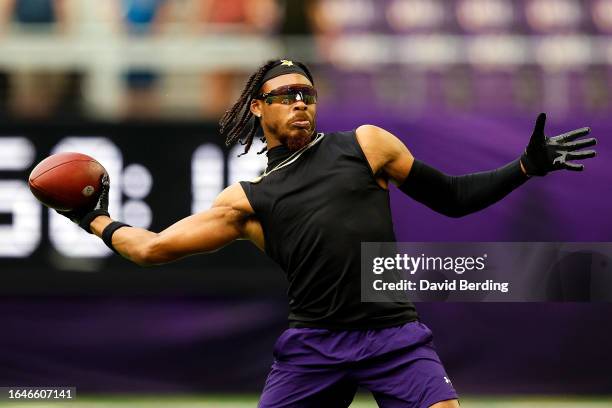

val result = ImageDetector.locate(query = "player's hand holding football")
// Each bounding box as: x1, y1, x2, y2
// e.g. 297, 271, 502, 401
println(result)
520, 113, 597, 176
56, 173, 110, 233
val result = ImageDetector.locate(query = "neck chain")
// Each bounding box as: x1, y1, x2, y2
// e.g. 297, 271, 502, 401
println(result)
251, 132, 325, 183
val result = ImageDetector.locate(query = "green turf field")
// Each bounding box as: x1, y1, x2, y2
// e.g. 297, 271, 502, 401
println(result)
1, 395, 612, 407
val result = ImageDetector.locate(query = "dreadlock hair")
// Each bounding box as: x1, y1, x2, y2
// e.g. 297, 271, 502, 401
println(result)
219, 59, 314, 156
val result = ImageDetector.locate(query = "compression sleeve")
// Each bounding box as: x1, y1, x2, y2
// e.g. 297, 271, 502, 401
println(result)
398, 158, 529, 218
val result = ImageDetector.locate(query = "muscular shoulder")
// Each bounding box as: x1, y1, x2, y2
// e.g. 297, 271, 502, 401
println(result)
213, 183, 264, 247
356, 125, 404, 160
212, 183, 255, 216
355, 124, 414, 185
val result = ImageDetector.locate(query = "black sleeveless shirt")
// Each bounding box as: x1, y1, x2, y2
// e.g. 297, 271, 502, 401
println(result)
239, 130, 418, 329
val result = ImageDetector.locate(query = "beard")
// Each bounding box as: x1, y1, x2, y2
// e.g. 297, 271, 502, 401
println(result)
264, 118, 316, 151
284, 131, 314, 151
267, 121, 315, 151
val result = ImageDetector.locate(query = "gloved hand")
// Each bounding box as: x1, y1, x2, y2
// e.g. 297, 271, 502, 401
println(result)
56, 173, 110, 233
520, 113, 597, 176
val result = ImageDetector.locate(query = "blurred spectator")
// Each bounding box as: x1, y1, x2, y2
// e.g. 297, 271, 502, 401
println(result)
525, 0, 584, 34
583, 66, 610, 111
307, 0, 351, 66
0, 0, 83, 118
386, 0, 448, 34
277, 0, 314, 36
192, 0, 277, 34
514, 66, 544, 111
191, 0, 279, 118
109, 0, 172, 118
7, 70, 84, 119
0, 71, 8, 118
443, 66, 473, 111
0, 0, 69, 34
276, 0, 318, 61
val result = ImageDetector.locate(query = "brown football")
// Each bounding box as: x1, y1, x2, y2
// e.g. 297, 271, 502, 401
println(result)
28, 152, 106, 211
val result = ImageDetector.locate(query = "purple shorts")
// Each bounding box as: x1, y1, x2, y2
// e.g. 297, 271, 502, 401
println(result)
258, 321, 458, 408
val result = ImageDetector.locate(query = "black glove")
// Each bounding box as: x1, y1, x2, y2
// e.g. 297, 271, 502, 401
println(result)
520, 113, 597, 176
56, 173, 110, 233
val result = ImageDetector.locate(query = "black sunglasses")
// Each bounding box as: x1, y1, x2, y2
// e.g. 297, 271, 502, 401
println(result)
255, 85, 317, 105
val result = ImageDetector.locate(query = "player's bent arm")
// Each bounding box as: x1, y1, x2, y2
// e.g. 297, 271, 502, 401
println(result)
90, 183, 254, 266
356, 124, 529, 218
358, 114, 596, 216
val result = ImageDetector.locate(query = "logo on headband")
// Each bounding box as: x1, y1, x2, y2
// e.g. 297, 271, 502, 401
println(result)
280, 60, 294, 67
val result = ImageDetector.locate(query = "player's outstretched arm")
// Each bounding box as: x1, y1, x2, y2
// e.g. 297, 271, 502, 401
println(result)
59, 182, 256, 266
356, 114, 597, 218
